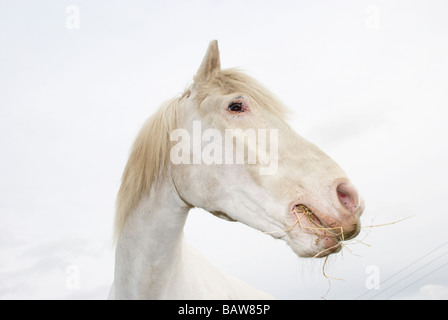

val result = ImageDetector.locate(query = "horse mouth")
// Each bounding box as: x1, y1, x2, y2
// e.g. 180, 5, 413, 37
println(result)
293, 204, 327, 229
292, 204, 333, 232
290, 204, 344, 257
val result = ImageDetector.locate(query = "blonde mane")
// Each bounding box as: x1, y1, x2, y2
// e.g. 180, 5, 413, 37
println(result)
113, 69, 289, 240
113, 97, 182, 240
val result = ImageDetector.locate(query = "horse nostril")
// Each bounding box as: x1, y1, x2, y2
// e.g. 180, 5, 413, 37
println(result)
336, 182, 360, 214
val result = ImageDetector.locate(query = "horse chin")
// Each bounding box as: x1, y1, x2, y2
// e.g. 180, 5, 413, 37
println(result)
287, 234, 342, 258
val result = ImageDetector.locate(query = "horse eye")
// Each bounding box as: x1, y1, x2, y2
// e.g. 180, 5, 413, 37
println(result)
228, 102, 243, 112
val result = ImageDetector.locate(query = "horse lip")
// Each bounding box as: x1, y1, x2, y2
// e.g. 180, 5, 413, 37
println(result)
292, 204, 324, 226
291, 203, 341, 239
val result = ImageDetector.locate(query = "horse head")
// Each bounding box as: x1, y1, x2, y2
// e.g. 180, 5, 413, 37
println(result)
170, 41, 365, 258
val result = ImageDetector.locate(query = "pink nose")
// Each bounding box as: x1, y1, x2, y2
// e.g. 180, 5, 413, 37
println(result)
336, 182, 360, 214
332, 182, 363, 240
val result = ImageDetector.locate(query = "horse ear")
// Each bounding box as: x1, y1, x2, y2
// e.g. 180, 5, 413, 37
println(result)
194, 40, 221, 85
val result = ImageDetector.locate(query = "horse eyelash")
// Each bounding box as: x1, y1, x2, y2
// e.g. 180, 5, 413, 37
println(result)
228, 101, 249, 113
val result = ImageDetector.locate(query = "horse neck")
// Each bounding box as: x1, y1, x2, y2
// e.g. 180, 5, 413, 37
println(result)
113, 174, 190, 299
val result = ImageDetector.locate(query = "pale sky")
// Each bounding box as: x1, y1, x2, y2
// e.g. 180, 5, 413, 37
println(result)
1, 0, 448, 299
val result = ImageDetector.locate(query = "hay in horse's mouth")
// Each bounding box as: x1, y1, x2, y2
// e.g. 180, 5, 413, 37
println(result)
293, 204, 345, 257
292, 204, 345, 240
266, 203, 343, 245
293, 204, 326, 229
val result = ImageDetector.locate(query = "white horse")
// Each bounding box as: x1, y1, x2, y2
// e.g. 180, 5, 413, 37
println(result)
109, 41, 364, 299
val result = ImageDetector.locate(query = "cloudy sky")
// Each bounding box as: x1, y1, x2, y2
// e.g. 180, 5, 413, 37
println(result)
1, 0, 448, 299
